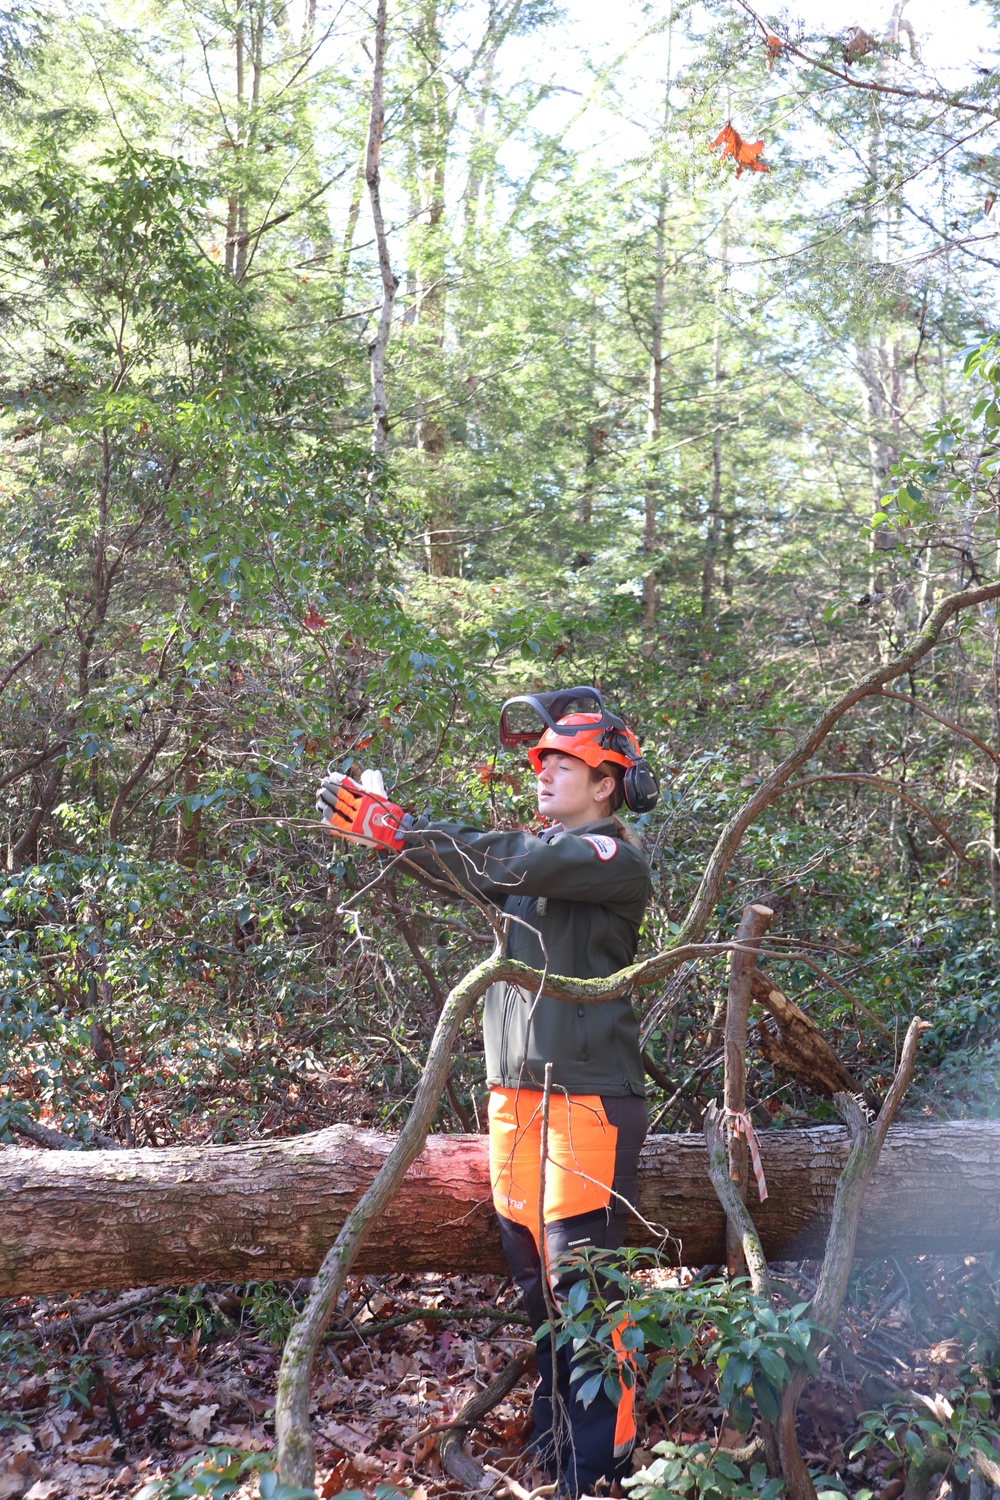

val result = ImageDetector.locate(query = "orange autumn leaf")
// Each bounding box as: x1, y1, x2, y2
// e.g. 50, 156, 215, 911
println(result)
710, 120, 770, 178
301, 604, 328, 629
765, 34, 781, 68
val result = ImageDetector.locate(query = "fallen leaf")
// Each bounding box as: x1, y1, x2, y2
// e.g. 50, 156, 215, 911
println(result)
348, 1454, 382, 1475
186, 1404, 219, 1439
206, 1424, 270, 1451
66, 1436, 114, 1466
25, 1467, 106, 1500
376, 1443, 411, 1474
320, 1455, 383, 1497
123, 1400, 155, 1431
34, 1412, 82, 1451
412, 1432, 438, 1464
319, 1420, 372, 1449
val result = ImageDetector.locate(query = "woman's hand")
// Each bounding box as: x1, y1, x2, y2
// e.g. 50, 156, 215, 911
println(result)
315, 770, 409, 851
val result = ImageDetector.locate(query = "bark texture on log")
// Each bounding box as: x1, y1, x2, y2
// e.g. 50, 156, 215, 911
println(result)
2, 1120, 998, 1296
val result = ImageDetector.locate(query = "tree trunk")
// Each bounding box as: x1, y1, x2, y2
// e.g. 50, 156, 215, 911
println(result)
723, 903, 773, 1275
700, 220, 728, 620
2, 1119, 998, 1297
409, 0, 459, 578
641, 49, 674, 654
365, 0, 397, 457
641, 156, 667, 654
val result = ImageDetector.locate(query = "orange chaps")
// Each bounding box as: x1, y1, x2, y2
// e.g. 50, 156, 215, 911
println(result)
489, 1087, 648, 1495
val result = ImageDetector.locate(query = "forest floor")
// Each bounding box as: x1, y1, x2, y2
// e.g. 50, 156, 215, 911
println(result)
1, 1076, 997, 1500
2, 1237, 993, 1499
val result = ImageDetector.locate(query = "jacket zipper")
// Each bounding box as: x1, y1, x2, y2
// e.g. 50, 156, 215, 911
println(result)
499, 984, 516, 1083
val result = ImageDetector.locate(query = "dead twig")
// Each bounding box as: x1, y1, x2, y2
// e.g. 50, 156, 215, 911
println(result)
724, 904, 774, 1276
329, 1305, 531, 1341
483, 1465, 557, 1500
33, 1284, 163, 1332
780, 773, 966, 860
8, 1117, 122, 1152
437, 1348, 537, 1488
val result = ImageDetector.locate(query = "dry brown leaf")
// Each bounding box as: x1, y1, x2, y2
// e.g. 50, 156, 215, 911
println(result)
186, 1404, 220, 1439
205, 1425, 270, 1452
348, 1454, 382, 1476
33, 1413, 82, 1451
25, 1464, 106, 1500
709, 121, 769, 178
412, 1432, 438, 1465
65, 1436, 114, 1466
844, 25, 875, 59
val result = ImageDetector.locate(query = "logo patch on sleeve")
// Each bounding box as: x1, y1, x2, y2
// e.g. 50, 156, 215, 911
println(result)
582, 834, 618, 861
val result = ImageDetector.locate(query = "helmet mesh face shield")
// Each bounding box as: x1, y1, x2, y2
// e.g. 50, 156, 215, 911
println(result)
497, 687, 660, 813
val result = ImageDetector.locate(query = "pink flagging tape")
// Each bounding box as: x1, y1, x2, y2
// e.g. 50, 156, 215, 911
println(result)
723, 1108, 768, 1202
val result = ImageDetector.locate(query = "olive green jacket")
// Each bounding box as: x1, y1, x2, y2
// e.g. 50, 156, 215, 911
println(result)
402, 816, 650, 1095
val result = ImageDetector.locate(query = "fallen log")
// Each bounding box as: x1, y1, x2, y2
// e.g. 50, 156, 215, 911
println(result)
2, 1119, 998, 1296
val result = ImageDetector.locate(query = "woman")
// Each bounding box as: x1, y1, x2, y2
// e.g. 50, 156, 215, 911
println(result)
317, 692, 657, 1495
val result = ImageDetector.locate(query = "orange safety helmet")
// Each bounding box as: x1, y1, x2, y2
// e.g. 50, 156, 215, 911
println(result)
526, 712, 642, 773
498, 687, 659, 812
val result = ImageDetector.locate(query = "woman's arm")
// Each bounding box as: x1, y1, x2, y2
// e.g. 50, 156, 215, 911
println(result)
401, 821, 649, 909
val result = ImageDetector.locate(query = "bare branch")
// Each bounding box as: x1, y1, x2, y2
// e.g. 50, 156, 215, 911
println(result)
724, 904, 773, 1275
732, 0, 997, 119
674, 582, 1000, 947
781, 772, 966, 859
0, 631, 68, 699
874, 687, 1000, 766
274, 950, 506, 1488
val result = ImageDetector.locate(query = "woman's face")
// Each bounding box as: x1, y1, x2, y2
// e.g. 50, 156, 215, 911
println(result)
536, 752, 615, 828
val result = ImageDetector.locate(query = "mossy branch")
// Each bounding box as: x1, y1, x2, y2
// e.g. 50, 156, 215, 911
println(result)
274, 952, 508, 1488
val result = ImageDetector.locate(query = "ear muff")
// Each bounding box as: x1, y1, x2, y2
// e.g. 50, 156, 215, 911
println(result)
622, 759, 660, 814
